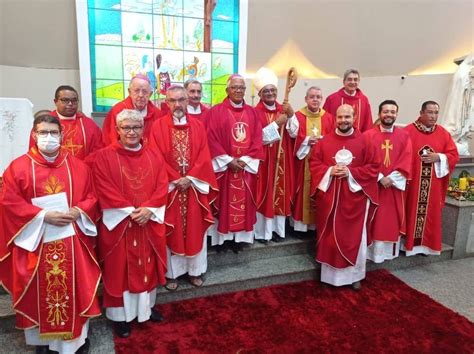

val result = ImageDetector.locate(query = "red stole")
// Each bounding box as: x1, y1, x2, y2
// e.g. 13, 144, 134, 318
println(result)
310, 131, 380, 268
93, 142, 168, 304
0, 148, 100, 339
364, 126, 412, 242
101, 97, 162, 146
149, 114, 217, 256
403, 122, 459, 251
255, 100, 295, 218
206, 98, 263, 233
292, 108, 334, 225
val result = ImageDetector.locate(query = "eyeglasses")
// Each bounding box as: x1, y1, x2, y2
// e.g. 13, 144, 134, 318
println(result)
167, 97, 187, 104
58, 98, 79, 105
120, 125, 143, 133
229, 86, 246, 91
36, 130, 61, 137
131, 88, 151, 96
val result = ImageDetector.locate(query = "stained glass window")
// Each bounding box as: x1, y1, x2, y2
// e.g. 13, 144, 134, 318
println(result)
86, 0, 241, 112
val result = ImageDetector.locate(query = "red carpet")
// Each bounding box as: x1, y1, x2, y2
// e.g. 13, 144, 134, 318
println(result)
114, 270, 474, 353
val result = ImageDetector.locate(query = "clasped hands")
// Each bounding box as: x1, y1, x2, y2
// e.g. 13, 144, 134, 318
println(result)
228, 158, 247, 173
330, 165, 349, 178
44, 207, 80, 226
420, 152, 440, 164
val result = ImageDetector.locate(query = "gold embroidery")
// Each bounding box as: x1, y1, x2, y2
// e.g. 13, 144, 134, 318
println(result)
43, 175, 65, 195
44, 241, 69, 328
413, 145, 433, 242
381, 139, 393, 167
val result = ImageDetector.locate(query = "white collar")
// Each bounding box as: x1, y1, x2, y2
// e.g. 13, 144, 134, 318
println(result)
187, 104, 201, 114
173, 114, 187, 125
263, 102, 276, 111
56, 111, 76, 120
122, 143, 142, 151
335, 127, 355, 136
380, 125, 394, 133
229, 100, 243, 108
343, 90, 357, 97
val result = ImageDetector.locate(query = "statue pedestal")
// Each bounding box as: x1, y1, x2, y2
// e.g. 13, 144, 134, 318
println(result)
442, 196, 474, 259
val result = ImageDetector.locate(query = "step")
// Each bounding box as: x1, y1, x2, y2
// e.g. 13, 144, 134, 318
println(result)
0, 243, 455, 320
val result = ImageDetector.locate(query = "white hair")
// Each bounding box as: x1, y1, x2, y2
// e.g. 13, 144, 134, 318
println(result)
116, 109, 144, 125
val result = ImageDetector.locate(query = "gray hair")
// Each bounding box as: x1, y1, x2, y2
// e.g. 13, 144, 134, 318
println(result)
305, 86, 322, 97
343, 69, 360, 81
116, 109, 144, 125
184, 79, 202, 89
166, 85, 187, 98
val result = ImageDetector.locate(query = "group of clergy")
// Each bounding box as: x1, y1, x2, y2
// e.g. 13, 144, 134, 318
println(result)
0, 67, 458, 353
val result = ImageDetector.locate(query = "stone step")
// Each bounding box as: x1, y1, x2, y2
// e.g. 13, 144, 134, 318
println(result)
0, 243, 455, 321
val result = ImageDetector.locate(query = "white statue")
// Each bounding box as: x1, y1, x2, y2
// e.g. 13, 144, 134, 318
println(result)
440, 53, 474, 156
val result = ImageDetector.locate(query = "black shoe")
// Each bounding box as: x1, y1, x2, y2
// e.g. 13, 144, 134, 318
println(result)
351, 281, 362, 291
271, 233, 283, 243
256, 239, 269, 244
149, 308, 164, 323
113, 321, 131, 338
76, 338, 90, 354
215, 244, 228, 253
230, 242, 243, 254
35, 346, 49, 354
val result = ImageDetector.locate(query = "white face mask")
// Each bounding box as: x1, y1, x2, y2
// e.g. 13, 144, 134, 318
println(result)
37, 134, 61, 153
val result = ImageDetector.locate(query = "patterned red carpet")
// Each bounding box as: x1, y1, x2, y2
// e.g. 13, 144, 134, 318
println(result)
114, 269, 474, 353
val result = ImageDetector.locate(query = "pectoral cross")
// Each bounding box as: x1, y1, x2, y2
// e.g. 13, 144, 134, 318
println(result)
381, 139, 393, 167
178, 159, 189, 175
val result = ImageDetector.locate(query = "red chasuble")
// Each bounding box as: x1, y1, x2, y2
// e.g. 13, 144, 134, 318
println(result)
93, 142, 168, 307
28, 111, 104, 166
149, 114, 218, 257
404, 122, 459, 252
293, 108, 334, 226
309, 130, 380, 268
255, 100, 295, 218
101, 97, 162, 146
323, 88, 373, 132
364, 126, 412, 242
205, 98, 264, 234
0, 148, 101, 340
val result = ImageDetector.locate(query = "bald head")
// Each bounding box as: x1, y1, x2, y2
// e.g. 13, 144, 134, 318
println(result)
336, 104, 354, 134
128, 76, 153, 111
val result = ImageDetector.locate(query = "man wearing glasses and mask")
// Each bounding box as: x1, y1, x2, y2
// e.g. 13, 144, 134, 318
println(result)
29, 85, 103, 166
93, 109, 169, 338
102, 74, 163, 146
1, 114, 101, 353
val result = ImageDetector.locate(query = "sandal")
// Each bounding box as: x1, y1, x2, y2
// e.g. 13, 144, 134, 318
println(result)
189, 276, 204, 287
165, 279, 179, 291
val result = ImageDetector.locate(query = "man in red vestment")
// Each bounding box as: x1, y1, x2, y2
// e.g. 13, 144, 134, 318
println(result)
291, 87, 334, 232
364, 100, 412, 263
403, 101, 459, 256
205, 74, 264, 253
252, 67, 295, 243
149, 86, 217, 290
28, 85, 104, 166
323, 69, 373, 132
310, 104, 380, 290
184, 79, 209, 124
0, 114, 101, 353
102, 74, 162, 146
94, 109, 169, 338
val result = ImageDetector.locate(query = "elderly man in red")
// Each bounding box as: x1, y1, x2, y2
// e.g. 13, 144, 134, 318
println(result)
102, 74, 163, 146
1, 114, 101, 353
94, 109, 168, 338
150, 85, 217, 290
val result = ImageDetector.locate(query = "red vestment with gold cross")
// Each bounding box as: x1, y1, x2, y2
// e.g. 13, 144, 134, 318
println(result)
0, 148, 101, 340
149, 114, 218, 257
